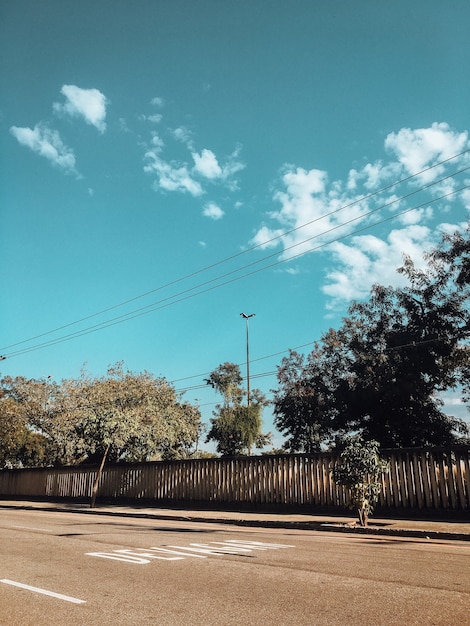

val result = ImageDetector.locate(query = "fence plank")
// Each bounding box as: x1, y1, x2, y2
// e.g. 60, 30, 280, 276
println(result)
390, 453, 401, 507
411, 452, 423, 509
454, 451, 467, 508
436, 453, 449, 509
1, 447, 469, 511
445, 451, 458, 509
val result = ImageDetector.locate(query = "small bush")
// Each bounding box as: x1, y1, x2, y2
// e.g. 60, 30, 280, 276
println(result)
333, 435, 389, 526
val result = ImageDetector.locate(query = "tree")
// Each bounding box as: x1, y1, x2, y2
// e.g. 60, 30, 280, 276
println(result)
425, 224, 470, 409
204, 362, 244, 407
0, 396, 28, 468
205, 362, 271, 456
336, 281, 468, 447
273, 226, 470, 449
0, 375, 56, 467
273, 347, 342, 453
0, 364, 201, 492
52, 363, 200, 507
332, 435, 389, 527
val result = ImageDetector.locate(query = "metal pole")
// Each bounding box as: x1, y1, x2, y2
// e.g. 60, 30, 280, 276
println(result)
240, 313, 255, 406
246, 318, 250, 406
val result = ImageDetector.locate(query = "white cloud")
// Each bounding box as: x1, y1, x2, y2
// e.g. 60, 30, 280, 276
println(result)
192, 149, 222, 179
151, 96, 164, 108
385, 122, 469, 183
284, 266, 301, 275
172, 126, 194, 149
144, 151, 203, 196
252, 164, 369, 261
150, 132, 165, 153
145, 122, 245, 198
220, 147, 246, 189
53, 85, 108, 133
461, 187, 470, 210
10, 123, 78, 175
143, 114, 163, 124
250, 122, 470, 310
397, 206, 433, 226
322, 225, 438, 307
250, 225, 285, 249
202, 202, 224, 220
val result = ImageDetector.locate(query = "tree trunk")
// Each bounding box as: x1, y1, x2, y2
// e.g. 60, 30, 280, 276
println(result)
358, 506, 369, 527
90, 443, 110, 508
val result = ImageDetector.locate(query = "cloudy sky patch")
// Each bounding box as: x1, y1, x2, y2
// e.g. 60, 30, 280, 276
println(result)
203, 202, 224, 220
10, 123, 78, 175
3, 2, 470, 439
53, 85, 108, 133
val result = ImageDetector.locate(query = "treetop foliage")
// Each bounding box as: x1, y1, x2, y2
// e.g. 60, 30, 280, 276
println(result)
332, 435, 389, 526
273, 224, 470, 451
0, 362, 201, 469
205, 362, 271, 456
204, 362, 244, 407
2, 226, 470, 468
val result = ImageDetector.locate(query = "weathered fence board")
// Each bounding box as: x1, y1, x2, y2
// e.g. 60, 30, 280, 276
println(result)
0, 447, 468, 512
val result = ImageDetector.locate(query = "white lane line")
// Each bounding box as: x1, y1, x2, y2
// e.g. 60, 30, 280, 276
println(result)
0, 579, 86, 604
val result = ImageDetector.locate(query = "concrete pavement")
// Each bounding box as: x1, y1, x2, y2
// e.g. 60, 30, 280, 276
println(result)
1, 499, 469, 541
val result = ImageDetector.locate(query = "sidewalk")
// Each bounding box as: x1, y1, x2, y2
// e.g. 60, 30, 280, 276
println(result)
1, 499, 469, 541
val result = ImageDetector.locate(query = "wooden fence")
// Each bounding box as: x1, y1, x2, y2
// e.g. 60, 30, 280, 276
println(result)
0, 447, 469, 512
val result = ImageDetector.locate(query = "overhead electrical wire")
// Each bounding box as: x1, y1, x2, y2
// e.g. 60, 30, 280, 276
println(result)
4, 181, 470, 359
175, 334, 470, 396
3, 148, 468, 354
25, 335, 467, 415
2, 152, 470, 359
5, 180, 470, 359
170, 340, 316, 384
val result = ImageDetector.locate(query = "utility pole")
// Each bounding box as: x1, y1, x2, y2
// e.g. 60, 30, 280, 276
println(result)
240, 313, 255, 406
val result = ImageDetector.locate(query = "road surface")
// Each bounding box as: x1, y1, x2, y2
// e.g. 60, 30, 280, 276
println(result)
1, 508, 469, 625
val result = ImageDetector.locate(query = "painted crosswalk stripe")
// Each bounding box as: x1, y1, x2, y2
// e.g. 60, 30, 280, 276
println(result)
0, 579, 86, 604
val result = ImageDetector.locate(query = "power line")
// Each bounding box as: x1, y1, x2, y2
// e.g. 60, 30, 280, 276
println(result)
170, 341, 315, 384
2, 149, 469, 354
10, 336, 466, 415
3, 179, 470, 359
175, 334, 470, 396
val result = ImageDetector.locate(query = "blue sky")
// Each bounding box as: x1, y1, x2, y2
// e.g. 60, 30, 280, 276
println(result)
1, 1, 470, 448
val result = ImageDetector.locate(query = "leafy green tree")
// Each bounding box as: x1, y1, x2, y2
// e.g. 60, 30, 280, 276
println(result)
332, 435, 389, 527
205, 362, 244, 406
0, 375, 56, 467
425, 224, 470, 409
273, 226, 470, 449
0, 396, 27, 467
205, 362, 271, 456
47, 363, 201, 506
61, 363, 199, 452
273, 343, 345, 453
15, 430, 51, 467
0, 364, 201, 490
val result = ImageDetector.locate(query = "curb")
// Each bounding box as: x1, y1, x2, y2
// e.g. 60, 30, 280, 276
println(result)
3, 502, 469, 542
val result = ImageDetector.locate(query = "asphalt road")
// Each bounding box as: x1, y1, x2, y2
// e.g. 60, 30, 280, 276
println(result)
1, 509, 469, 625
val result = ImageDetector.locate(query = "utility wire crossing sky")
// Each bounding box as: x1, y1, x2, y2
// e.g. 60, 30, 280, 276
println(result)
2, 1, 470, 444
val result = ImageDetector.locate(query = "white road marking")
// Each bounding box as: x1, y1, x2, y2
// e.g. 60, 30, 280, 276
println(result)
0, 579, 86, 604
86, 539, 295, 564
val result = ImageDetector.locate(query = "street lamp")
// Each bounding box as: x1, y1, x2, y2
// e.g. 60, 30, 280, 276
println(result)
240, 313, 255, 406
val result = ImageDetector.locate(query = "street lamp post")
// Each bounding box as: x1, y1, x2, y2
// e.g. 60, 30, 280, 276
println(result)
240, 313, 255, 406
